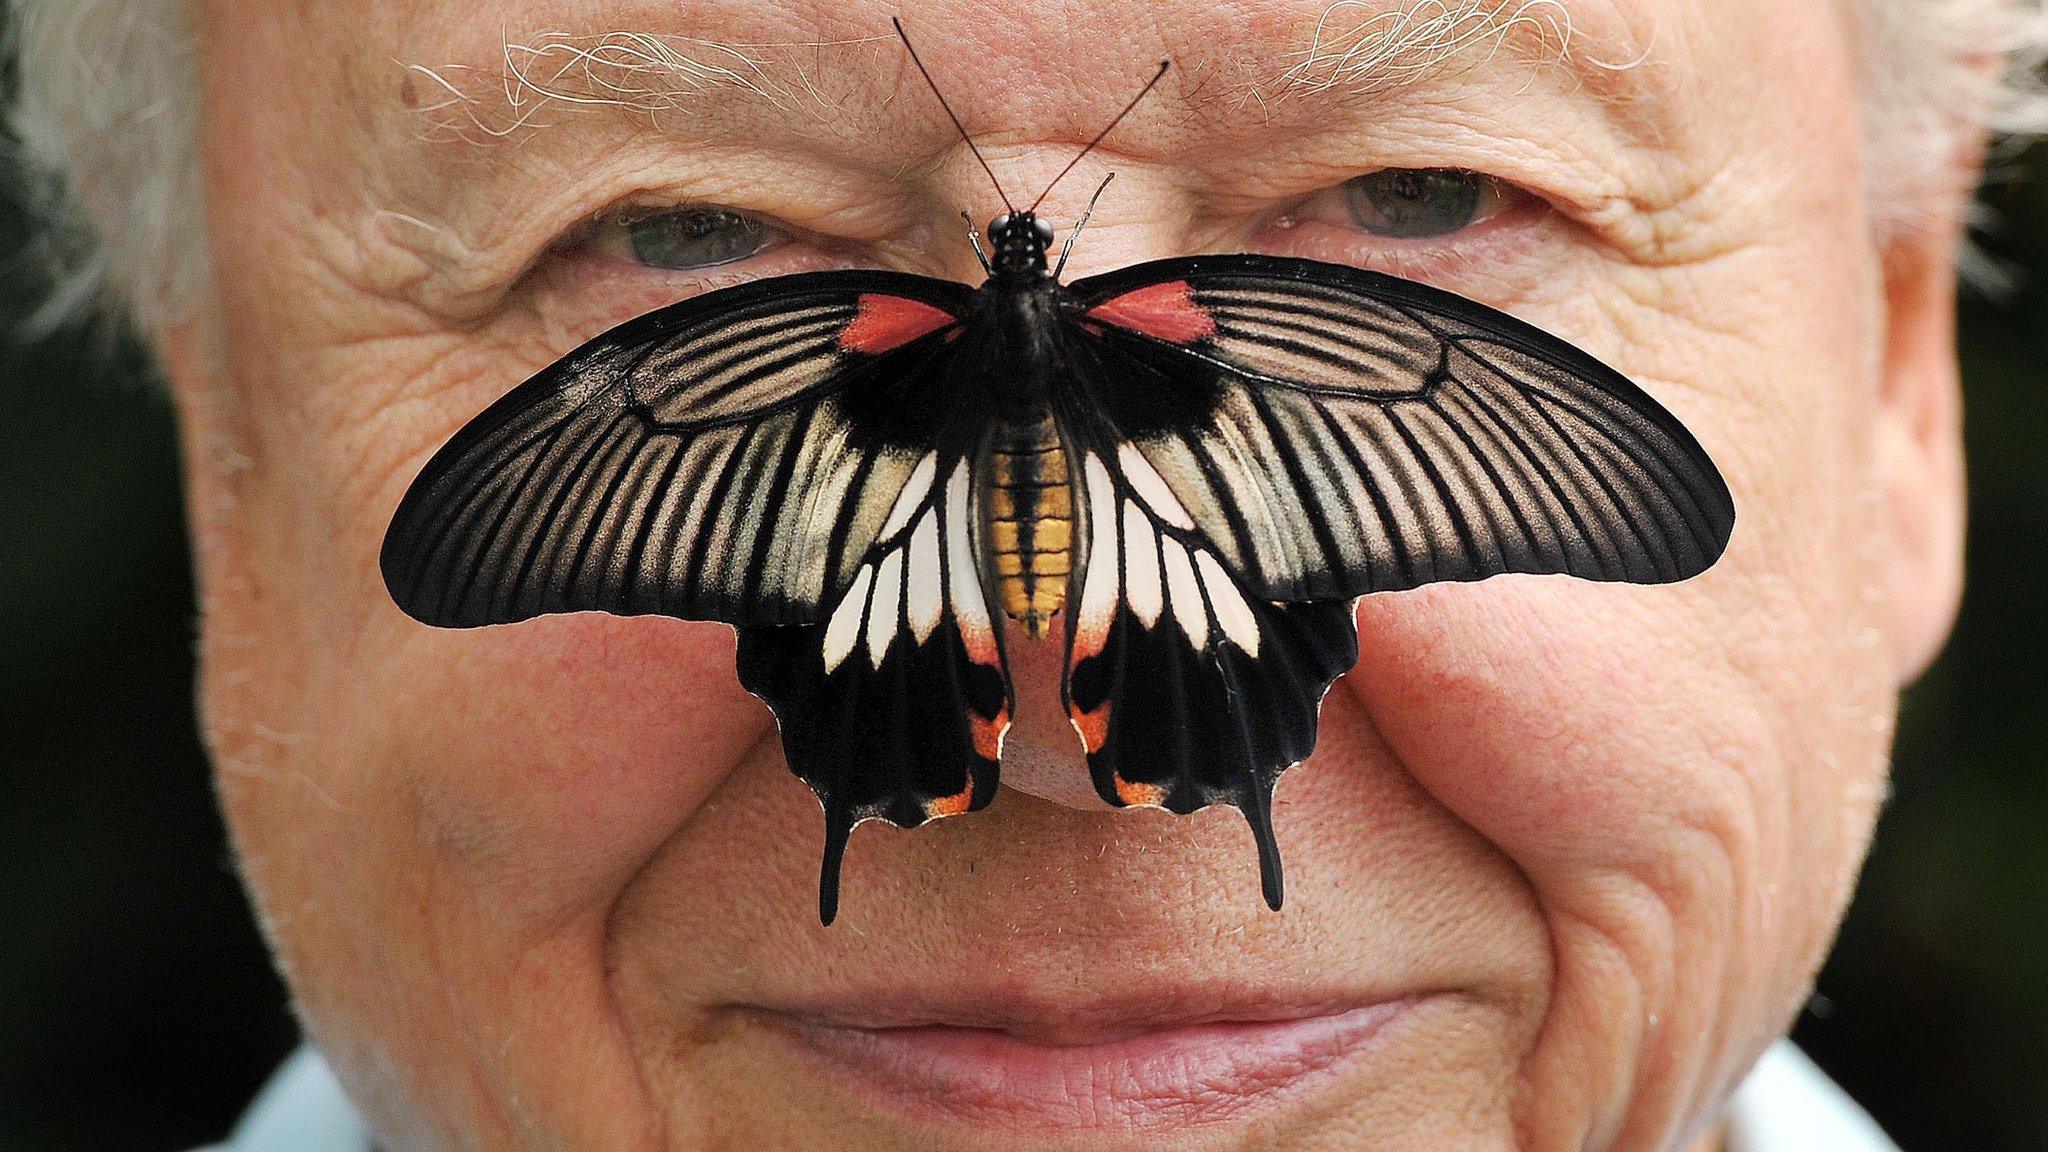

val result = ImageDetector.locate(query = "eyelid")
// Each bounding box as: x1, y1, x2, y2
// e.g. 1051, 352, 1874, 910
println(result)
1337, 168, 1526, 235
569, 202, 783, 270
1249, 168, 1558, 288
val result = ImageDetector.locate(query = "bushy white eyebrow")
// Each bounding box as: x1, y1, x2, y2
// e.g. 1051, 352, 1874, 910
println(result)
15, 0, 2043, 339
1275, 0, 1576, 97
404, 1, 1582, 144
404, 30, 889, 142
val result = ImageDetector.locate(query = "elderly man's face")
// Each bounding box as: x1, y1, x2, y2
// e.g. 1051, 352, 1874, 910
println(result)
168, 0, 1965, 1148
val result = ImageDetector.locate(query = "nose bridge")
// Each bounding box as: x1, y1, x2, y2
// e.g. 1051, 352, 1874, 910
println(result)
924, 142, 1199, 281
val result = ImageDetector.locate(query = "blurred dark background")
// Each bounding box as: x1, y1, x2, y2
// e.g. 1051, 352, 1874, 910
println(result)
1, 84, 2046, 1152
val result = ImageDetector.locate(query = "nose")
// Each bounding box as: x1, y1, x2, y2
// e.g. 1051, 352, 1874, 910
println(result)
996, 615, 1105, 809
923, 151, 1203, 811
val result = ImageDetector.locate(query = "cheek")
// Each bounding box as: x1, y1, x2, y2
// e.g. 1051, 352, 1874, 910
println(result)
1345, 583, 1762, 862
347, 612, 773, 924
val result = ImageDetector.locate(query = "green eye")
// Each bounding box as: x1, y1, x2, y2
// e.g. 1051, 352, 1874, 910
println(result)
619, 207, 772, 270
1343, 168, 1498, 239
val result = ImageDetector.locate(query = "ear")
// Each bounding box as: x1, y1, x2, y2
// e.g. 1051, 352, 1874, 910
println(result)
1873, 199, 1969, 684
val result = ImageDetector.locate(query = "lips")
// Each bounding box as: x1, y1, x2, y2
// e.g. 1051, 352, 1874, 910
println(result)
747, 989, 1427, 1131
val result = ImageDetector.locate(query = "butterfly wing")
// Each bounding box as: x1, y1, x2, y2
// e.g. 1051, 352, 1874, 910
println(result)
1055, 436, 1356, 910
381, 270, 974, 628
1056, 254, 1734, 908
735, 442, 1011, 925
379, 271, 1011, 923
1066, 254, 1734, 603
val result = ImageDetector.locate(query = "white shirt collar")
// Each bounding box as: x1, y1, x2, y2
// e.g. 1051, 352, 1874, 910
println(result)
200, 1038, 1900, 1152
1726, 1042, 1902, 1152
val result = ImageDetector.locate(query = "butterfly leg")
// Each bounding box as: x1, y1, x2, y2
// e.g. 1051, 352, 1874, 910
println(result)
961, 211, 991, 274
1053, 173, 1116, 280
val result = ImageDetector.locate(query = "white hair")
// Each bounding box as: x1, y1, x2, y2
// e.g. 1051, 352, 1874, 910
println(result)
6, 0, 2047, 339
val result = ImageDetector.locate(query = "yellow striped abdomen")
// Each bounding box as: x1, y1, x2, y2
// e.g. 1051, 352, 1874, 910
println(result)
986, 416, 1072, 639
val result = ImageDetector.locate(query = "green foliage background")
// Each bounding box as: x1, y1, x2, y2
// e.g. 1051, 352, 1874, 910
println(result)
0, 119, 2042, 1152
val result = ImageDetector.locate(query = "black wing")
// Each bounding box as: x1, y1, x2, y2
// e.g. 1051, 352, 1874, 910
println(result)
1066, 255, 1734, 603
1055, 437, 1356, 910
378, 271, 1012, 924
381, 270, 974, 628
1055, 254, 1734, 909
736, 439, 1011, 925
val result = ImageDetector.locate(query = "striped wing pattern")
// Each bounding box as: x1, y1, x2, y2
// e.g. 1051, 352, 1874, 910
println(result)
384, 250, 1734, 923
1058, 439, 1356, 909
736, 451, 1011, 925
381, 271, 971, 628
1056, 255, 1734, 908
380, 271, 1016, 925
1069, 255, 1735, 604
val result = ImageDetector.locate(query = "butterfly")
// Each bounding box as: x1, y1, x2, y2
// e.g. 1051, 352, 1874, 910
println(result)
379, 29, 1735, 924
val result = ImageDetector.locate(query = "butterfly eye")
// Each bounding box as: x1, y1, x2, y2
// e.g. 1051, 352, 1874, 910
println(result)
599, 206, 777, 271
1342, 168, 1516, 239
989, 212, 1013, 235
1033, 218, 1056, 245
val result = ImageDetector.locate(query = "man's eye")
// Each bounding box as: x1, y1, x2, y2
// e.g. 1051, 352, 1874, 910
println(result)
597, 207, 775, 271
1342, 168, 1512, 239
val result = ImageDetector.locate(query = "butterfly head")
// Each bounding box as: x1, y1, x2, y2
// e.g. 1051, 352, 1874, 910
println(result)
987, 211, 1055, 278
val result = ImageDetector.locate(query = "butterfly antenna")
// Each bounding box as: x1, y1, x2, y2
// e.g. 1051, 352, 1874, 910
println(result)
1027, 59, 1169, 214
895, 18, 1014, 214
1053, 173, 1115, 279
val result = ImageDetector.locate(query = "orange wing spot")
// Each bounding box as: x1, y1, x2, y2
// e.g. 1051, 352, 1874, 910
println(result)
1113, 774, 1167, 807
970, 705, 1010, 762
1070, 701, 1112, 754
925, 784, 976, 818
1086, 281, 1215, 345
839, 294, 956, 355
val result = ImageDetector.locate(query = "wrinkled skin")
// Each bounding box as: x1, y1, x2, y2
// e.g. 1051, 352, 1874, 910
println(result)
165, 0, 1968, 1148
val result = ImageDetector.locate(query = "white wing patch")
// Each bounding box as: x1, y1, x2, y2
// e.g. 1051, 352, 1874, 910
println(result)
1161, 538, 1208, 651
944, 460, 999, 665
1073, 450, 1264, 661
820, 455, 989, 674
878, 451, 938, 539
866, 549, 903, 666
1077, 454, 1121, 644
906, 511, 943, 641
1122, 500, 1164, 626
1117, 443, 1195, 529
822, 564, 873, 672
1196, 550, 1260, 656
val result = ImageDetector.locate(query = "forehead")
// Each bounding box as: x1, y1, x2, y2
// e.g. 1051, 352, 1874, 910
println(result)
196, 0, 1860, 319
275, 0, 1736, 147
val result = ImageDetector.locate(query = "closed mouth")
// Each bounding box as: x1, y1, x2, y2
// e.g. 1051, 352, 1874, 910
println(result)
746, 990, 1428, 1131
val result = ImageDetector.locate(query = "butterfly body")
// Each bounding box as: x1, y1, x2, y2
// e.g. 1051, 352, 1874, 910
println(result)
382, 210, 1735, 924
954, 213, 1080, 638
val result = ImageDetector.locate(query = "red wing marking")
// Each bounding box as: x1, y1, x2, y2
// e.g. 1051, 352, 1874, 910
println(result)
925, 782, 977, 818
1112, 774, 1166, 807
969, 704, 1010, 762
1070, 701, 1111, 755
1085, 281, 1215, 345
839, 294, 957, 355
